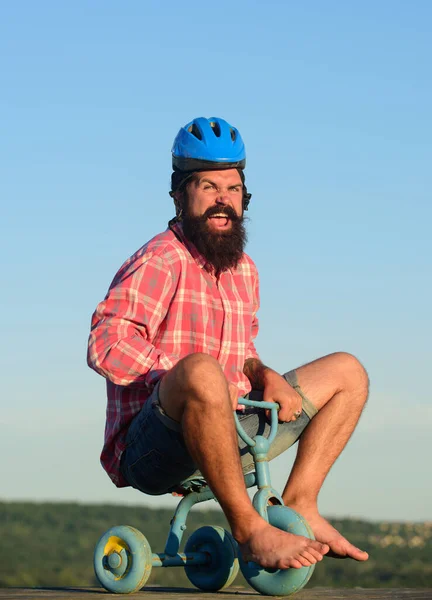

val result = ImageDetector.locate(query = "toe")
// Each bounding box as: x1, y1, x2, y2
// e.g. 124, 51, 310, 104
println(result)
326, 541, 369, 561
352, 548, 369, 561
302, 551, 317, 565
290, 558, 304, 569
308, 547, 325, 562
296, 555, 312, 567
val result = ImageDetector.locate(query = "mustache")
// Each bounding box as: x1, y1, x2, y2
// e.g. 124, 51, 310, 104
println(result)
203, 205, 239, 221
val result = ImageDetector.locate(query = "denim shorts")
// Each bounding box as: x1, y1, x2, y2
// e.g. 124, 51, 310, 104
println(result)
120, 370, 318, 496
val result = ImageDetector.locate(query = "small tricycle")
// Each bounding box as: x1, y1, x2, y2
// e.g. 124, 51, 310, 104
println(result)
94, 398, 316, 596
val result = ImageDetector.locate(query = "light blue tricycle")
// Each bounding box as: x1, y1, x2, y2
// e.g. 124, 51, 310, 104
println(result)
94, 399, 316, 596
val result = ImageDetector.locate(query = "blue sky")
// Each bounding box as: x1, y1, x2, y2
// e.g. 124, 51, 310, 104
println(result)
1, 1, 431, 521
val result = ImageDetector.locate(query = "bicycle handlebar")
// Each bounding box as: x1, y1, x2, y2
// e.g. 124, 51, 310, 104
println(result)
234, 397, 280, 447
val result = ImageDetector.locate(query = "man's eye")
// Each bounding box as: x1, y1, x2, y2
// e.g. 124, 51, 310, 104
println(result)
203, 184, 216, 190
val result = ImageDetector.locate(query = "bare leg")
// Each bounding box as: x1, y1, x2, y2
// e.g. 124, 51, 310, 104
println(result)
159, 353, 329, 569
282, 352, 369, 561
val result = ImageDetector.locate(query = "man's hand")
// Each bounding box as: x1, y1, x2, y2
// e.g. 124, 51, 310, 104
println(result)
228, 382, 239, 410
263, 371, 302, 422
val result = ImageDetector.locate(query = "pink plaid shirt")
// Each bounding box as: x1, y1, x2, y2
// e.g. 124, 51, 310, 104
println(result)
87, 222, 260, 486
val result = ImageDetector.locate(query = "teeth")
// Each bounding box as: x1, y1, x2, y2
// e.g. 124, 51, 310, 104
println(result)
210, 214, 228, 218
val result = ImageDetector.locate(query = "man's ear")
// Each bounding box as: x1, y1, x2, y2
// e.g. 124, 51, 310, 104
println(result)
171, 190, 184, 217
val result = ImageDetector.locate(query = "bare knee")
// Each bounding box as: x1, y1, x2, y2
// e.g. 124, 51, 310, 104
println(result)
178, 352, 223, 383
332, 352, 369, 396
176, 353, 228, 401
159, 353, 228, 421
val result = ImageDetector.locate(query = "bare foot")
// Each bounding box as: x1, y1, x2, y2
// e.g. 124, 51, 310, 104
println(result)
237, 521, 329, 570
289, 506, 369, 561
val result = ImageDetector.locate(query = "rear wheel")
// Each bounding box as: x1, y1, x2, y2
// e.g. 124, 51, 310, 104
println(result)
94, 525, 152, 594
184, 526, 239, 591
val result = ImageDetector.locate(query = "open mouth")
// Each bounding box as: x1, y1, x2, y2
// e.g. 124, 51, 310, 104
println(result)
208, 213, 231, 229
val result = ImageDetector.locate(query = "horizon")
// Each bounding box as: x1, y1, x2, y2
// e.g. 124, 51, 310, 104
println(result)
2, 496, 431, 526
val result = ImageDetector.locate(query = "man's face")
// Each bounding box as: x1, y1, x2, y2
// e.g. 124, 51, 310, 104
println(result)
178, 169, 248, 274
185, 169, 244, 230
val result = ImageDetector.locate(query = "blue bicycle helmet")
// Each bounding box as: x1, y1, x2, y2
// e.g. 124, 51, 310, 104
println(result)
172, 117, 246, 171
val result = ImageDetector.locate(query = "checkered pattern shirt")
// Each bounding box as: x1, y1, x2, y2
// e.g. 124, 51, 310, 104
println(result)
87, 222, 261, 486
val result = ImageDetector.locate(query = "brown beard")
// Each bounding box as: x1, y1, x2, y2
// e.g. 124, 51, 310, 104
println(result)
182, 204, 248, 276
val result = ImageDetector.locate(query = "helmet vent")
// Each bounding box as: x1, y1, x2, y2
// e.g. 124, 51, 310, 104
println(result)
210, 121, 221, 137
188, 123, 203, 141
230, 128, 237, 141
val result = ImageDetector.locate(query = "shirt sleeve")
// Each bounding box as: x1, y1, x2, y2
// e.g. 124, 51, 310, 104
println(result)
245, 268, 260, 361
87, 252, 179, 388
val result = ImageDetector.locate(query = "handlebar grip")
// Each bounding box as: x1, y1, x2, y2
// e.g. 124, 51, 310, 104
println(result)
236, 398, 280, 411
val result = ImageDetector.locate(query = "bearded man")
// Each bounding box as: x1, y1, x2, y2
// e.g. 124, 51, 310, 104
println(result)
87, 117, 369, 569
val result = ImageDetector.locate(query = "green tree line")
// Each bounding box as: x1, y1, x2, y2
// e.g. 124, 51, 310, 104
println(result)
1, 501, 431, 589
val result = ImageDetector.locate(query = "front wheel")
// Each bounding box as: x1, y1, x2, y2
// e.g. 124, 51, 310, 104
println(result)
239, 506, 316, 596
94, 525, 152, 594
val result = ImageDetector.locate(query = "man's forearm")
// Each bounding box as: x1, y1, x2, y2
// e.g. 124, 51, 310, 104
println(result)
243, 358, 279, 390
